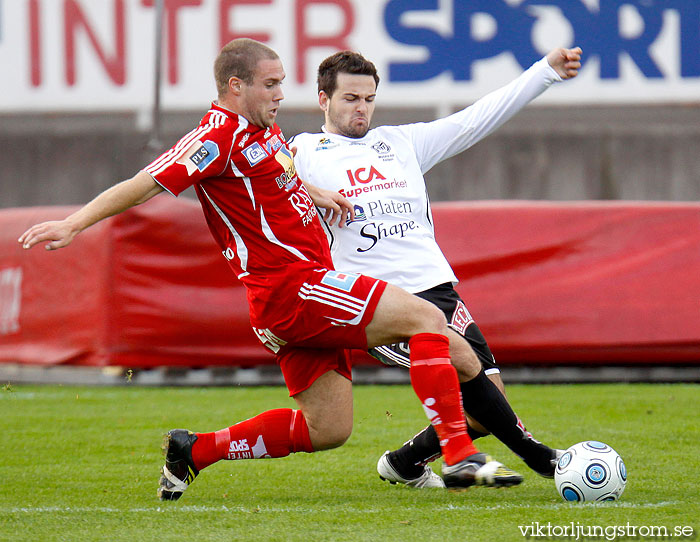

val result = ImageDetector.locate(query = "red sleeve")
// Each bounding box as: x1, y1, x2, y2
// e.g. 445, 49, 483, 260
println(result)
143, 116, 235, 196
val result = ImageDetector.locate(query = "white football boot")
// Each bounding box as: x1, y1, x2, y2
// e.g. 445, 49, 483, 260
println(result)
377, 451, 445, 488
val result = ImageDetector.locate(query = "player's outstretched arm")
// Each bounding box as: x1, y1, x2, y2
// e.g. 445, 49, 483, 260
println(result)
302, 180, 355, 228
18, 171, 164, 251
546, 47, 582, 80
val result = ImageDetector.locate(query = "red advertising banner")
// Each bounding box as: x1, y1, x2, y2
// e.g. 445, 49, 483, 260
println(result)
0, 198, 271, 368
1, 198, 699, 368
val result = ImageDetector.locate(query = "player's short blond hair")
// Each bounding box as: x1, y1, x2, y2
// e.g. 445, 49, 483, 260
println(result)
214, 38, 279, 96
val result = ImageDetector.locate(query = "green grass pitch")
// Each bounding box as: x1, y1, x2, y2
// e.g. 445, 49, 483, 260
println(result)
1, 383, 698, 542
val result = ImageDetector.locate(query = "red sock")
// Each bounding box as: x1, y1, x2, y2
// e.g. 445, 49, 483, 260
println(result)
191, 408, 314, 471
409, 333, 479, 466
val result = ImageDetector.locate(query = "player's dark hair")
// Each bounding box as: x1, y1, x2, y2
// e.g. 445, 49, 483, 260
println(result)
214, 38, 279, 96
317, 51, 379, 97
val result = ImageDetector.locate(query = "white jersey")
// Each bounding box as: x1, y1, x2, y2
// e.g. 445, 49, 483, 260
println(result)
292, 57, 561, 293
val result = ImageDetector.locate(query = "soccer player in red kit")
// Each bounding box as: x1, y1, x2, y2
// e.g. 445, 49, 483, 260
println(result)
18, 38, 522, 500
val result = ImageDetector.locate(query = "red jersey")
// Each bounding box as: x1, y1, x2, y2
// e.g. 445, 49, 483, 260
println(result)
144, 103, 334, 302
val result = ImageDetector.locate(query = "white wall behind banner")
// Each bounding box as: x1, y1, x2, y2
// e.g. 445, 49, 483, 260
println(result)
3, 0, 700, 113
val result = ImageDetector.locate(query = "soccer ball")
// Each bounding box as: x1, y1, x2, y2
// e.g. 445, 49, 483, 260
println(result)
554, 441, 627, 502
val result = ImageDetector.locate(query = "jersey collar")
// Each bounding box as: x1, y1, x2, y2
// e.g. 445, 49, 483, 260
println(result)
211, 101, 266, 133
321, 124, 372, 143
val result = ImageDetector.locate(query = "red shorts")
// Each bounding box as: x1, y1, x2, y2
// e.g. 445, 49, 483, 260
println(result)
277, 347, 353, 397
249, 268, 388, 396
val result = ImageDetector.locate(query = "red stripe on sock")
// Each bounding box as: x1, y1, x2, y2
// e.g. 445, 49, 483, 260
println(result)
214, 428, 230, 458
409, 332, 451, 360
290, 409, 314, 453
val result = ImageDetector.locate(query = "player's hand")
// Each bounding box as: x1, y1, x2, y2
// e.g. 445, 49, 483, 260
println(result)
292, 145, 356, 228
18, 220, 78, 250
546, 47, 582, 80
308, 186, 355, 228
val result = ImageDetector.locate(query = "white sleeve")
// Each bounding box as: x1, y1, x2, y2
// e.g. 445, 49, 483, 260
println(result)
289, 133, 311, 185
406, 57, 563, 173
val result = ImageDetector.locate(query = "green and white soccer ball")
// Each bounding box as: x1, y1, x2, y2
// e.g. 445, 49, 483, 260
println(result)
554, 441, 627, 502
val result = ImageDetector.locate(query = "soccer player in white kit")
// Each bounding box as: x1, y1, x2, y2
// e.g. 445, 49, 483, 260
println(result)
292, 47, 582, 487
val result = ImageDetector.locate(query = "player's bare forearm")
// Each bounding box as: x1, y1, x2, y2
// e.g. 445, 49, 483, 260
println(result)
546, 47, 582, 79
18, 171, 164, 251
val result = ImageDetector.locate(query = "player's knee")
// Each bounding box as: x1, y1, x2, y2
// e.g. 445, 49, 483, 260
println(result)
416, 302, 448, 334
310, 423, 352, 451
450, 342, 481, 381
453, 358, 481, 381
304, 408, 353, 451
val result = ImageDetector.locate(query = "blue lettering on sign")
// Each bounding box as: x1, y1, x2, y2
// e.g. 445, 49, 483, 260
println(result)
666, 0, 700, 77
320, 270, 360, 292
383, 0, 700, 81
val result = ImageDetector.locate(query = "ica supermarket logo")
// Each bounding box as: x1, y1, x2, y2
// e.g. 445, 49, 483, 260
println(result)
346, 165, 386, 186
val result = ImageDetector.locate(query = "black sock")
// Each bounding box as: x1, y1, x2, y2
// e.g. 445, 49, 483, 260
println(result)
459, 370, 553, 473
387, 426, 440, 478
388, 423, 488, 477
468, 426, 489, 441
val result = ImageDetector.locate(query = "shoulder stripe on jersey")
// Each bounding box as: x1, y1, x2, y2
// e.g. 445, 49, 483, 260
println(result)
146, 124, 213, 177
259, 206, 309, 262
146, 125, 207, 173
210, 111, 228, 128
146, 110, 233, 177
200, 187, 249, 273
147, 121, 218, 172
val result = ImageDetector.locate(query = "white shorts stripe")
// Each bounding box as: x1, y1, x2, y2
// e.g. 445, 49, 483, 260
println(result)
305, 282, 368, 306
299, 284, 364, 312
322, 280, 381, 326
297, 292, 362, 315
373, 345, 411, 368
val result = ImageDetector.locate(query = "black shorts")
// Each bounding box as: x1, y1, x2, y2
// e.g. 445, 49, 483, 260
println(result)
368, 282, 500, 375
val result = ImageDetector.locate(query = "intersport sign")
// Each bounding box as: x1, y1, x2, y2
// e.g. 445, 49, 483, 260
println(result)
2, 0, 699, 112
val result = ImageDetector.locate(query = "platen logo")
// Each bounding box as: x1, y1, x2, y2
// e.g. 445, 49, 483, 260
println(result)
346, 199, 412, 225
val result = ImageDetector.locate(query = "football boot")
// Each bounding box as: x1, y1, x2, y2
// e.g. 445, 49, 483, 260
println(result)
157, 429, 199, 501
